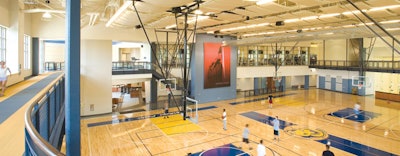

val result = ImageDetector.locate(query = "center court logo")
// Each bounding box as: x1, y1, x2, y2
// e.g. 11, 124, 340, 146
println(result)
285, 127, 328, 140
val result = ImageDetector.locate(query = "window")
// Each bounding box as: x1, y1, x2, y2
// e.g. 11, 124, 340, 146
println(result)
0, 26, 6, 61
24, 34, 31, 69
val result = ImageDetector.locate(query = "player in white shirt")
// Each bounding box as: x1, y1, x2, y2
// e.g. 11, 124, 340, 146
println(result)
257, 140, 266, 156
0, 61, 11, 96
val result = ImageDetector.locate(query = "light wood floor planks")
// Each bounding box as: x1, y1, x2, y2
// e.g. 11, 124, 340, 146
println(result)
82, 89, 400, 156
1, 74, 399, 156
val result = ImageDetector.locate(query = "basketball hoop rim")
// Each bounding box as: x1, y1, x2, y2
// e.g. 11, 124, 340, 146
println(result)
358, 84, 363, 89
273, 76, 282, 82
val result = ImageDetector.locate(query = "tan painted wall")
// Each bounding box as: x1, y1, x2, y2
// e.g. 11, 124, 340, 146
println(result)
81, 39, 112, 116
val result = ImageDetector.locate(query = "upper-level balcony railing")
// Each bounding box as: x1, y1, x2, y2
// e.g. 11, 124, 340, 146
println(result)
112, 61, 152, 71
46, 60, 399, 73
25, 73, 65, 156
44, 62, 64, 71
309, 60, 400, 72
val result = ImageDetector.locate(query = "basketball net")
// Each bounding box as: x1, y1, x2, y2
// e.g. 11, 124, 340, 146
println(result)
273, 76, 282, 82
358, 84, 363, 90
273, 72, 282, 82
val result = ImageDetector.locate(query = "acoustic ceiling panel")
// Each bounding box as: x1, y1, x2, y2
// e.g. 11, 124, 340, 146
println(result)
256, 2, 291, 13
291, 10, 319, 18
319, 5, 349, 14
245, 5, 282, 15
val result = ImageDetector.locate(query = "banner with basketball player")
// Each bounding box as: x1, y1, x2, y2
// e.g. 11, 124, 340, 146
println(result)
203, 42, 231, 89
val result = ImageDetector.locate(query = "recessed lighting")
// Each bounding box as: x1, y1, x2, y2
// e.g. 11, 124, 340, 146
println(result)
369, 5, 400, 11
319, 13, 340, 18
256, 0, 275, 5
284, 18, 300, 23
42, 12, 52, 19
194, 9, 203, 15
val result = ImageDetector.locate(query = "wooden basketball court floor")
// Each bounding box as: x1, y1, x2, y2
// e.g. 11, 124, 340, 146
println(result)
0, 73, 399, 155
82, 89, 400, 156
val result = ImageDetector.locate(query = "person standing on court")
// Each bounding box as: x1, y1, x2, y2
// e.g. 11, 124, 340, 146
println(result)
222, 108, 227, 130
240, 124, 251, 150
268, 95, 273, 108
322, 145, 335, 156
353, 102, 361, 118
273, 116, 280, 142
257, 140, 266, 156
163, 101, 169, 119
0, 61, 11, 97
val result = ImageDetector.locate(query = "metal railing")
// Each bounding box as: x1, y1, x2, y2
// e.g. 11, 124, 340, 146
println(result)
44, 62, 65, 71
310, 60, 400, 72
112, 61, 152, 71
25, 74, 65, 156
237, 87, 284, 98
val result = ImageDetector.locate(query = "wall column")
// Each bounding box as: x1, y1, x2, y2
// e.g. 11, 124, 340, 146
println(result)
32, 37, 39, 76
65, 0, 81, 155
304, 75, 309, 90
254, 77, 259, 95
358, 38, 366, 96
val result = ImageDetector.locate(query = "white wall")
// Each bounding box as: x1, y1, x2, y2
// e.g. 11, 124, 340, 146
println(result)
325, 39, 347, 60
4, 0, 28, 86
44, 42, 65, 62
31, 14, 65, 39
309, 75, 317, 87
365, 37, 399, 61
24, 13, 32, 35
81, 39, 112, 116
30, 13, 181, 43
0, 0, 9, 27
309, 40, 323, 59
237, 66, 312, 78
316, 69, 358, 89
291, 76, 305, 86
369, 72, 400, 94
111, 74, 152, 85
316, 69, 358, 79
237, 78, 254, 91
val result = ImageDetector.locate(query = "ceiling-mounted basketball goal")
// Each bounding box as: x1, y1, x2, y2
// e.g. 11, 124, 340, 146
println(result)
159, 78, 177, 91
352, 76, 373, 89
273, 72, 282, 82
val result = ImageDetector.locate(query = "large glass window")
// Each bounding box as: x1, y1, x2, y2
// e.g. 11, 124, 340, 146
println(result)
24, 34, 31, 69
0, 26, 6, 61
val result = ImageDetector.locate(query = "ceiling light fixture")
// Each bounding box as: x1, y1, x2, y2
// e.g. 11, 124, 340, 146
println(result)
386, 28, 400, 31
301, 16, 318, 20
318, 13, 340, 18
194, 9, 203, 15
342, 24, 356, 28
284, 18, 300, 23
369, 5, 400, 11
342, 10, 365, 15
166, 16, 209, 29
380, 19, 400, 24
256, 0, 275, 5
24, 0, 37, 4
188, 15, 209, 24
106, 0, 132, 27
165, 24, 177, 29
220, 22, 270, 32
42, 12, 52, 19
358, 22, 373, 26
